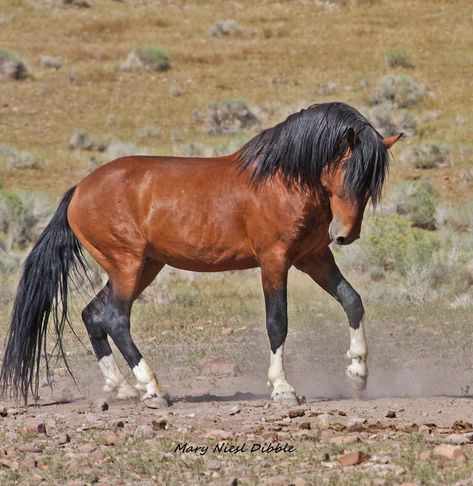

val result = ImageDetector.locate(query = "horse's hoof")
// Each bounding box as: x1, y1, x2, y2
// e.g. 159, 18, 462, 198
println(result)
345, 365, 368, 393
272, 391, 299, 407
143, 394, 170, 409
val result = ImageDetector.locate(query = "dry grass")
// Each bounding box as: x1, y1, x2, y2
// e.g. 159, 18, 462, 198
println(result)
0, 0, 471, 201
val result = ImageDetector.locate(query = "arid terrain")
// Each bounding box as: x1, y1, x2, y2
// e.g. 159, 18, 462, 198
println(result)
1, 0, 473, 484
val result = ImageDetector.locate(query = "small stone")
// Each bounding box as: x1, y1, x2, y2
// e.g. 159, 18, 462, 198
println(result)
221, 328, 233, 337
91, 450, 105, 462
442, 434, 470, 445
78, 443, 96, 453
152, 418, 167, 430
339, 451, 369, 466
419, 425, 431, 434
385, 411, 397, 418
229, 405, 241, 416
299, 422, 311, 430
19, 444, 43, 453
452, 420, 473, 431
346, 418, 367, 432
23, 421, 47, 435
96, 399, 109, 412
399, 483, 418, 486
315, 414, 332, 429
0, 406, 7, 417
329, 435, 360, 445
134, 425, 156, 439
288, 408, 305, 419
58, 433, 71, 445
420, 450, 432, 461
293, 479, 308, 486
433, 444, 467, 462
104, 431, 118, 445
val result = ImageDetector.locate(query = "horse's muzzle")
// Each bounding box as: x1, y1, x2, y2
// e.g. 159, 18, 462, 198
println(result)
329, 219, 358, 245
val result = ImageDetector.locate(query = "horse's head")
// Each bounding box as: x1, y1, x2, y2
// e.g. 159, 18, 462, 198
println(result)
323, 132, 402, 245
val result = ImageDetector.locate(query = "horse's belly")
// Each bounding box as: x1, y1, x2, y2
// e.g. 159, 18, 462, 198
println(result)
147, 243, 258, 272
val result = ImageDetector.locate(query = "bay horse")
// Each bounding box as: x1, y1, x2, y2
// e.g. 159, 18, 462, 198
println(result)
0, 102, 401, 407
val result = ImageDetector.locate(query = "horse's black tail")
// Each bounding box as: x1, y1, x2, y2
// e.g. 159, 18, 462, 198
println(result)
0, 186, 88, 404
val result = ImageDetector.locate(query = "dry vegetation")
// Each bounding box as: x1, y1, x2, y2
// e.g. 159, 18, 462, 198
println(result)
1, 0, 473, 484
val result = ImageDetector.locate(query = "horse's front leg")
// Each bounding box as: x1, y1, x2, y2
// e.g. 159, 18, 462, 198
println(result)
260, 258, 299, 407
295, 248, 368, 392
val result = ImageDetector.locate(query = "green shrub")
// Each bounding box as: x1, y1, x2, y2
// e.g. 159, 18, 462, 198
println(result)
389, 180, 437, 230
136, 47, 170, 71
435, 201, 473, 233
359, 215, 436, 275
368, 102, 417, 137
385, 50, 414, 69
0, 47, 27, 80
209, 20, 242, 38
203, 99, 260, 135
401, 141, 451, 169
373, 74, 425, 108
0, 190, 53, 252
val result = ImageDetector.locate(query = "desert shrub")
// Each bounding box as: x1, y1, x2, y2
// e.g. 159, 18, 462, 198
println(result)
366, 102, 416, 137
0, 47, 27, 80
136, 126, 160, 139
373, 74, 425, 108
40, 55, 62, 69
435, 202, 473, 233
0, 190, 53, 252
120, 47, 170, 72
359, 215, 436, 276
450, 291, 473, 309
68, 130, 97, 151
203, 99, 260, 135
104, 139, 149, 160
401, 141, 451, 169
388, 180, 437, 230
175, 142, 205, 157
385, 50, 414, 69
0, 143, 38, 169
209, 20, 242, 38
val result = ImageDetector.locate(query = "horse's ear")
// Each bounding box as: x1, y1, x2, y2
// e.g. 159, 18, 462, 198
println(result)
346, 127, 357, 150
382, 133, 403, 149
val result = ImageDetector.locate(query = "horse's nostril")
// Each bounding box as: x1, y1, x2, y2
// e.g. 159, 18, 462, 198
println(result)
335, 236, 347, 245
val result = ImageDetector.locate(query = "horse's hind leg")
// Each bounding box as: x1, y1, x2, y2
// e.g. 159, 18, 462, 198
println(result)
82, 285, 138, 399
99, 258, 168, 408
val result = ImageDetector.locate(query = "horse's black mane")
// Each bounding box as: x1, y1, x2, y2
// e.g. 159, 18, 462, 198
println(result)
238, 102, 389, 204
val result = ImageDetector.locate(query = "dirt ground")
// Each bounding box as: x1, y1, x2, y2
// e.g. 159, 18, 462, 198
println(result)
1, 325, 473, 486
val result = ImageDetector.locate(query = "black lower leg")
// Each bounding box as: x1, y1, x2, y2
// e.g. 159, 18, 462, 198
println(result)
264, 287, 288, 353
334, 280, 364, 330
100, 295, 143, 370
